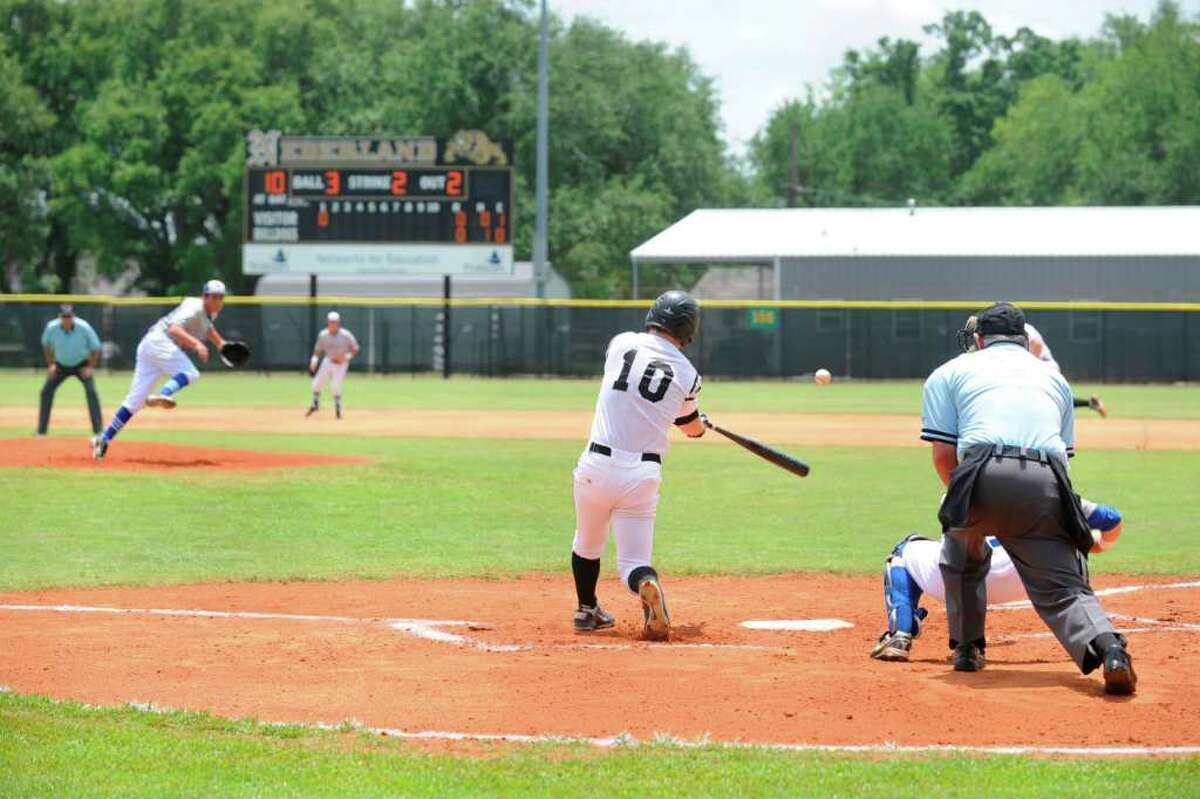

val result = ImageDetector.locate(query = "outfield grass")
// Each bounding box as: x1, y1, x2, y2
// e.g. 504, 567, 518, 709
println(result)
2, 369, 1197, 417
1, 693, 1196, 799
0, 429, 1194, 590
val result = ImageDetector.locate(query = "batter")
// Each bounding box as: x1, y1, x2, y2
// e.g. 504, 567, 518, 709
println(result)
92, 280, 227, 461
306, 311, 359, 419
570, 290, 707, 641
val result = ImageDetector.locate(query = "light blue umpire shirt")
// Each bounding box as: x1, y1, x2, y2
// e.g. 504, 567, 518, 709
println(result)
41, 316, 102, 368
920, 341, 1075, 461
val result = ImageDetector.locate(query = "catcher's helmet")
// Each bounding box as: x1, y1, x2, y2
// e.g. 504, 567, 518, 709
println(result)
645, 290, 700, 346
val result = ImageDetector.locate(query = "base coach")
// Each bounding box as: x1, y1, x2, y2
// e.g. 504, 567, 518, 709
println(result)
38, 303, 103, 436
921, 302, 1136, 695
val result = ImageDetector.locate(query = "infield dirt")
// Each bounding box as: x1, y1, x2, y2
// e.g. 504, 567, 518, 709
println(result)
1, 573, 1197, 749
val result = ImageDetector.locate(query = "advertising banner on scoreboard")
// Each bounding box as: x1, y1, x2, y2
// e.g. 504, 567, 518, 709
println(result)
242, 243, 514, 276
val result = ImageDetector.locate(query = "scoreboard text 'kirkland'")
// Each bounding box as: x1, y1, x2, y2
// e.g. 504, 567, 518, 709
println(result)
242, 130, 514, 276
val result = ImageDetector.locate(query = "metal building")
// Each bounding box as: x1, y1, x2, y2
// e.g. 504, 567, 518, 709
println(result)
631, 206, 1200, 301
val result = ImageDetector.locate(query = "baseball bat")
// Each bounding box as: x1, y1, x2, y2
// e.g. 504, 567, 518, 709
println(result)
703, 418, 810, 478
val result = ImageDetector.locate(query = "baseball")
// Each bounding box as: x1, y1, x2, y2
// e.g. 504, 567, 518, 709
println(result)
814, 368, 832, 385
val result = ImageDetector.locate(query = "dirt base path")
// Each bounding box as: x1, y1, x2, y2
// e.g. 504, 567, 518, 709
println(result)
5, 407, 1199, 450
0, 437, 367, 472
2, 574, 1197, 749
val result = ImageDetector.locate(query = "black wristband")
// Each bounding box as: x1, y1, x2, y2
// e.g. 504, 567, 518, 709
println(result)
674, 410, 700, 426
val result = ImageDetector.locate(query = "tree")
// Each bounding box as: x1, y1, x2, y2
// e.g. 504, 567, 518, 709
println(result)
0, 37, 54, 291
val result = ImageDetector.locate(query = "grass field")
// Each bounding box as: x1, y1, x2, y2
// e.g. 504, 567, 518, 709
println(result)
2, 693, 1197, 799
2, 374, 1199, 796
3, 368, 1196, 417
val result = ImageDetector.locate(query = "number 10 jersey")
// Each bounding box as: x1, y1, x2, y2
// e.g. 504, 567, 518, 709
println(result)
588, 331, 701, 457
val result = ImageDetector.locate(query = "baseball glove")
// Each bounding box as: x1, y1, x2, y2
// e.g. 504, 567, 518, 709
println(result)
219, 340, 251, 368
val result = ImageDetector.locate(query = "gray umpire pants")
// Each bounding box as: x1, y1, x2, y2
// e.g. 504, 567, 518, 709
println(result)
939, 455, 1117, 672
38, 363, 103, 435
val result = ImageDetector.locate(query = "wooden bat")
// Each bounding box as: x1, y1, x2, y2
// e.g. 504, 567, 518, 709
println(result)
703, 417, 810, 477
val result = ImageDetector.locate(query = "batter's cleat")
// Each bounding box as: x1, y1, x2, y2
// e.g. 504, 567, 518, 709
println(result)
870, 631, 913, 661
952, 642, 985, 672
637, 575, 671, 642
1089, 395, 1108, 418
573, 604, 616, 632
146, 394, 176, 410
90, 436, 108, 461
1102, 645, 1137, 695
305, 405, 318, 417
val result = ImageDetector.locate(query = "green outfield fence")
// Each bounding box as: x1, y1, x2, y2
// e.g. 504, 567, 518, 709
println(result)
2, 295, 1198, 381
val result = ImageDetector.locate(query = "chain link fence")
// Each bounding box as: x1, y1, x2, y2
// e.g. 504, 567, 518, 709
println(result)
2, 298, 1197, 381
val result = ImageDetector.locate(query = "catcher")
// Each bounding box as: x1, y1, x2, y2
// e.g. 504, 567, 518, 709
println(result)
871, 498, 1124, 662
306, 311, 359, 419
92, 280, 250, 460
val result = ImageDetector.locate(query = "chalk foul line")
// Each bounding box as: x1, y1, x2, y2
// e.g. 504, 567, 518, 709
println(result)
99, 699, 1200, 758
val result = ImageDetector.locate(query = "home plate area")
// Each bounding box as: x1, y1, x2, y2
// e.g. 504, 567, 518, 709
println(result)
1, 573, 1198, 752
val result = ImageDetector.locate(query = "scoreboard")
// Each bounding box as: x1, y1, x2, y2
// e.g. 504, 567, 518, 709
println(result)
242, 130, 514, 276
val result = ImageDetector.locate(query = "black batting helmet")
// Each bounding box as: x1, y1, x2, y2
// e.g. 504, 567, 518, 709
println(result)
645, 290, 700, 346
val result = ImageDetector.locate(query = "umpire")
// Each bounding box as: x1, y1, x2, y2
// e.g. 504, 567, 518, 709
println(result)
920, 302, 1135, 695
38, 304, 103, 436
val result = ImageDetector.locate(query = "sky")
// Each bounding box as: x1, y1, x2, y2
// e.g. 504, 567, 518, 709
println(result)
554, 0, 1196, 155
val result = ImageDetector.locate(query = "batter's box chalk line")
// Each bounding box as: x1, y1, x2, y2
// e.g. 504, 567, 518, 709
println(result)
0, 603, 523, 653
88, 699, 1200, 758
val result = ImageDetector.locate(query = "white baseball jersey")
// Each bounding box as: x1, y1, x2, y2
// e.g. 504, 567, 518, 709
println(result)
314, 328, 358, 360
1024, 323, 1061, 373
151, 297, 216, 345
588, 331, 701, 456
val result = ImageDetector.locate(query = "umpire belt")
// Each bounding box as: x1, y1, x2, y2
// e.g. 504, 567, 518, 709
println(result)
987, 444, 1049, 462
589, 442, 662, 464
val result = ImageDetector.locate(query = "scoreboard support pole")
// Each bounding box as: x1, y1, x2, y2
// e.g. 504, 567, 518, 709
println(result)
442, 274, 452, 380
309, 274, 318, 354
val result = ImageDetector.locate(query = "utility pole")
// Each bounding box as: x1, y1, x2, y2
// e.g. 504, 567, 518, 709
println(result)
533, 0, 550, 297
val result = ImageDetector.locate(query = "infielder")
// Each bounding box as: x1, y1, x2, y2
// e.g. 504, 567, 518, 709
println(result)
959, 316, 1107, 417
38, 304, 103, 436
92, 280, 227, 460
306, 311, 359, 419
871, 499, 1124, 661
571, 290, 707, 641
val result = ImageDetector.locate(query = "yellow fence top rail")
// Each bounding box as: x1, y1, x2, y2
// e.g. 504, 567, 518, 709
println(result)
3, 293, 1199, 312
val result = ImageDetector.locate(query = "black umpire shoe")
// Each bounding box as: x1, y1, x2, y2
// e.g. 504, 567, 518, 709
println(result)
574, 604, 615, 632
1102, 645, 1137, 695
953, 642, 986, 672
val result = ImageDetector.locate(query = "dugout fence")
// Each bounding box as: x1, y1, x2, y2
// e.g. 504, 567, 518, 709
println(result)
1, 296, 1197, 382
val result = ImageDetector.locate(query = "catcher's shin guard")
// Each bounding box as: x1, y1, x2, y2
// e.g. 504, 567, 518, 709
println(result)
883, 534, 928, 638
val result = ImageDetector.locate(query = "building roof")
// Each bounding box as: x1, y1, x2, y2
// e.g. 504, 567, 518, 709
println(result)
630, 206, 1200, 262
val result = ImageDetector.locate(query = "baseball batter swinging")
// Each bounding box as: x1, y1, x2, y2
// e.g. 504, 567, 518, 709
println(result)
571, 291, 707, 641
306, 311, 359, 419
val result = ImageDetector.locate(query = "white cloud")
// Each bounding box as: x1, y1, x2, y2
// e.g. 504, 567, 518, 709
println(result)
553, 0, 1195, 153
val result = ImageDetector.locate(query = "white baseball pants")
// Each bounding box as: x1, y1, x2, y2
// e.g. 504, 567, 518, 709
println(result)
571, 449, 662, 591
312, 358, 349, 395
902, 538, 1027, 605
122, 333, 199, 412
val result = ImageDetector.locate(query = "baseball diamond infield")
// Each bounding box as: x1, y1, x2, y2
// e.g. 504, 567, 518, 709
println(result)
1, 573, 1198, 751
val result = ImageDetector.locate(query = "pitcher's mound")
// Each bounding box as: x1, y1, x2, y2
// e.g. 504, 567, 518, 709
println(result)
2, 438, 368, 472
